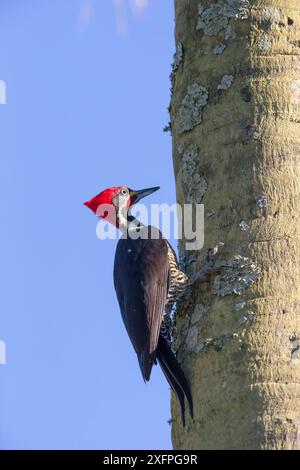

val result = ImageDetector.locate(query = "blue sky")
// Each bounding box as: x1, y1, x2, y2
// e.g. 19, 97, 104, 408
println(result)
0, 0, 176, 450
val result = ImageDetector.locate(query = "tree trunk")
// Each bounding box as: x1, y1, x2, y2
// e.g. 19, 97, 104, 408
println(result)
170, 0, 300, 450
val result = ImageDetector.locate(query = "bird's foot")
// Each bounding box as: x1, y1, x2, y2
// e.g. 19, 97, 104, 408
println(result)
188, 242, 224, 286
205, 242, 224, 264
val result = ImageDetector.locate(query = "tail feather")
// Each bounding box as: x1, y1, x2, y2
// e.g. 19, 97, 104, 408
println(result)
158, 348, 186, 426
137, 349, 156, 382
157, 335, 193, 425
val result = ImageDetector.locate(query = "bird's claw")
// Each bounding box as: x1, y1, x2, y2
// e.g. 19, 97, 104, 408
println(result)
205, 242, 224, 264
188, 243, 224, 286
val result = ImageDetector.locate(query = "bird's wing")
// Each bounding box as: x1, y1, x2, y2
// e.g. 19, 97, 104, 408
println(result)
113, 226, 169, 380
140, 238, 169, 354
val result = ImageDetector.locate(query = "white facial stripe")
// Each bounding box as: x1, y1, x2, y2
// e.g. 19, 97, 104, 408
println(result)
112, 192, 130, 230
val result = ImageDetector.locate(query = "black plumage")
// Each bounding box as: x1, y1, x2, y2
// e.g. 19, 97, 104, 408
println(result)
113, 225, 193, 426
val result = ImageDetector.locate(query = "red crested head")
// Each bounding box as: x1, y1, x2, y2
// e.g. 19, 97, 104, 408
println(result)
84, 186, 123, 227
84, 185, 160, 228
84, 187, 120, 214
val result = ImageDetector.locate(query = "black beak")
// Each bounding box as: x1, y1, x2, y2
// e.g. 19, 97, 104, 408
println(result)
131, 186, 160, 203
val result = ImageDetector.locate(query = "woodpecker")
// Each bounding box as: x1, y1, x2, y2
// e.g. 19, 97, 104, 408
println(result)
84, 185, 214, 426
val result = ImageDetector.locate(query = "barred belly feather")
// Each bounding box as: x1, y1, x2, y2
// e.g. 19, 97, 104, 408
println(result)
166, 243, 188, 307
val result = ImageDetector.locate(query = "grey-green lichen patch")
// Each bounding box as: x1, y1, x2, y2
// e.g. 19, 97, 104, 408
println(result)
178, 84, 209, 133
289, 334, 300, 364
224, 24, 236, 40
238, 310, 255, 326
185, 331, 230, 354
178, 144, 208, 203
170, 41, 184, 90
212, 255, 260, 296
167, 42, 184, 132
256, 195, 268, 217
172, 42, 183, 71
198, 334, 232, 353
235, 300, 246, 310
235, 301, 256, 325
256, 195, 267, 209
258, 6, 282, 29
190, 303, 209, 324
218, 74, 234, 90
210, 334, 230, 351
239, 220, 249, 231
187, 320, 256, 355
196, 0, 250, 36
179, 315, 190, 340
213, 43, 226, 54
185, 326, 205, 353
257, 34, 273, 53
206, 210, 216, 218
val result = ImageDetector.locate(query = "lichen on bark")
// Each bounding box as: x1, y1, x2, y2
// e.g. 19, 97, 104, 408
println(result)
177, 144, 208, 203
196, 0, 250, 36
212, 255, 260, 296
178, 84, 208, 132
171, 0, 300, 451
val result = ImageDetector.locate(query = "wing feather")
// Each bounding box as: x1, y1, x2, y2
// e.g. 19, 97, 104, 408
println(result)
113, 225, 169, 380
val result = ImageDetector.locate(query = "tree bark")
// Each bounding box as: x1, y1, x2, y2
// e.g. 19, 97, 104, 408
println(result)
170, 0, 300, 450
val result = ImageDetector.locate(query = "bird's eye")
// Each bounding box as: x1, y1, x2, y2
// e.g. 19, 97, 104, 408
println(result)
121, 189, 128, 196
